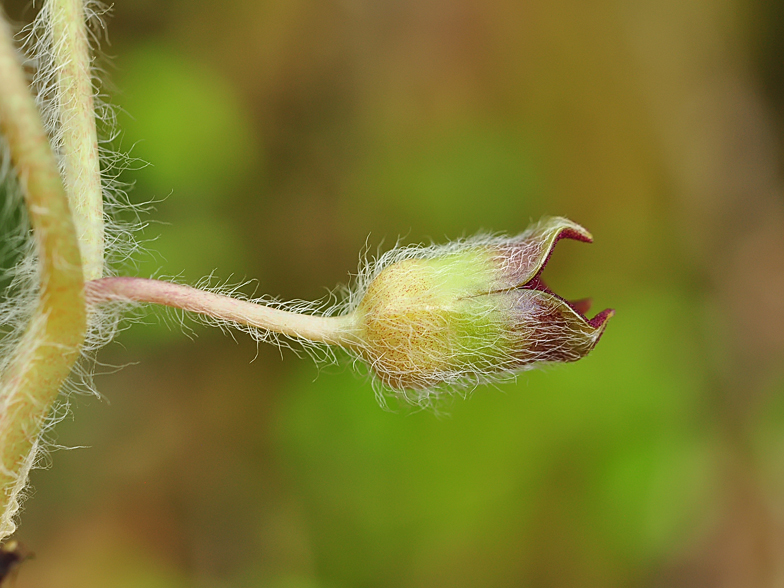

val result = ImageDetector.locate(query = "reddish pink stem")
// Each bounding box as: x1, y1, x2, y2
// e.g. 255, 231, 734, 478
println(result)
86, 277, 359, 346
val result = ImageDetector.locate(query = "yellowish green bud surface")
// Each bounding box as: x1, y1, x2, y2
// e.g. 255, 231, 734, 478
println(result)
351, 217, 614, 396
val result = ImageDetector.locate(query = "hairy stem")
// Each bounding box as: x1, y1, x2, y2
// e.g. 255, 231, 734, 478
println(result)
50, 0, 103, 280
86, 277, 360, 347
0, 14, 86, 540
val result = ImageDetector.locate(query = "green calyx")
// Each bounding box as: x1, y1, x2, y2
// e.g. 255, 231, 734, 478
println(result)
354, 249, 511, 391
350, 217, 614, 394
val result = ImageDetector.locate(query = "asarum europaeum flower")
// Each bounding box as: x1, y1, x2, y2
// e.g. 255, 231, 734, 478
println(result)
349, 217, 614, 395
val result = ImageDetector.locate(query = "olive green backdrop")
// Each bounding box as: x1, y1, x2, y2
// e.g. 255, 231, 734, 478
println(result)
2, 0, 784, 586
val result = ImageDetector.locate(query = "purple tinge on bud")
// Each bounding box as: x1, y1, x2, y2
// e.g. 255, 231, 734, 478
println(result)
351, 217, 614, 396
491, 217, 614, 365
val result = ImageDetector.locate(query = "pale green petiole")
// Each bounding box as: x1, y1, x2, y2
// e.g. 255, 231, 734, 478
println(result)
0, 12, 87, 540
50, 0, 103, 280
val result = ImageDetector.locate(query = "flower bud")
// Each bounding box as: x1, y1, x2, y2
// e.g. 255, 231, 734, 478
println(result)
351, 217, 614, 394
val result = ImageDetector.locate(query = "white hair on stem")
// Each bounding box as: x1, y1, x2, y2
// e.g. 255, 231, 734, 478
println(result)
15, 0, 147, 368
0, 0, 117, 539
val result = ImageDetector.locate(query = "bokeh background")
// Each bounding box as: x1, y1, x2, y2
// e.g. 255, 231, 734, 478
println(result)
3, 0, 784, 586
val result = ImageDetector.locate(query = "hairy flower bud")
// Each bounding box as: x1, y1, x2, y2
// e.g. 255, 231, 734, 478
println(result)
351, 217, 614, 395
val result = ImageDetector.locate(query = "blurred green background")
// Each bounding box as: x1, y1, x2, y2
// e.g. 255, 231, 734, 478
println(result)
3, 0, 784, 586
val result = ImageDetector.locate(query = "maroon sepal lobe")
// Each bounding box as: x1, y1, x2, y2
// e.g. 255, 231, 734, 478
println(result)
497, 217, 614, 364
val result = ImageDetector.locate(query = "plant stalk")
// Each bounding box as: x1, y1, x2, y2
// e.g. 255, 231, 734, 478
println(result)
86, 277, 360, 347
0, 12, 86, 540
50, 0, 103, 280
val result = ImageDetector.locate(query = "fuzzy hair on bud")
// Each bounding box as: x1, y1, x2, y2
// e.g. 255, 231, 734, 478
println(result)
344, 217, 614, 406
